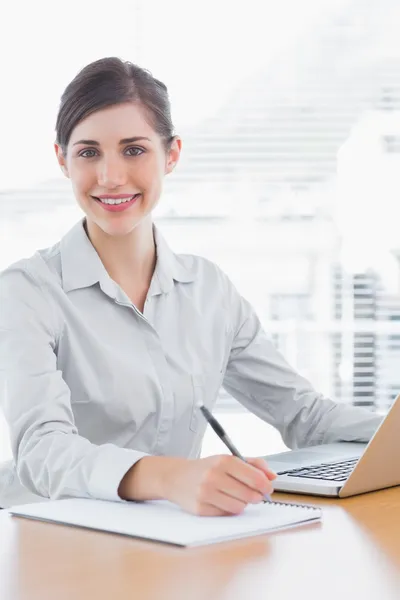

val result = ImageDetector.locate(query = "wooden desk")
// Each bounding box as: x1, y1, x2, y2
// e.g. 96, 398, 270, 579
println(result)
1, 488, 400, 600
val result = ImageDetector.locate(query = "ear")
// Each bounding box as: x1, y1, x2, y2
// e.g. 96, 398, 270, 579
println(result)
165, 136, 182, 175
54, 143, 70, 178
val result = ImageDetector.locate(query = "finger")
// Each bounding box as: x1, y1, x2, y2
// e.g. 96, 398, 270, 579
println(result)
225, 456, 274, 496
189, 502, 230, 517
217, 472, 265, 505
203, 489, 248, 516
246, 457, 277, 480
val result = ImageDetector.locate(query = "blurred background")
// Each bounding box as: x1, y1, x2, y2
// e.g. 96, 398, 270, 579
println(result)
2, 0, 400, 461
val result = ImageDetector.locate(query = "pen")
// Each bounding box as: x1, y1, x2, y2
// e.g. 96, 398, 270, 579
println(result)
199, 404, 273, 503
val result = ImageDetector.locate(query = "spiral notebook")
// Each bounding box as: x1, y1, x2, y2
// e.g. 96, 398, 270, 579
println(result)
9, 497, 322, 547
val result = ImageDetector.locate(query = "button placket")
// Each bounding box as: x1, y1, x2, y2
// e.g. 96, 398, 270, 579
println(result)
189, 376, 205, 432
143, 331, 175, 454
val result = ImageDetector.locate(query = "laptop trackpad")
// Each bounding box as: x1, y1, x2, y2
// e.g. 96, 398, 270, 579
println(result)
263, 442, 366, 472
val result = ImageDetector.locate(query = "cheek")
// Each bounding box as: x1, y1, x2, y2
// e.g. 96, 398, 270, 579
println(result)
69, 164, 93, 193
142, 154, 167, 187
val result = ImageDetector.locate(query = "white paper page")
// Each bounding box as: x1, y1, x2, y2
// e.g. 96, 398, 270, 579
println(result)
9, 498, 321, 547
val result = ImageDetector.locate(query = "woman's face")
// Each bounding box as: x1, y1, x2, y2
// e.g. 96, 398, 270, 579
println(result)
55, 102, 181, 237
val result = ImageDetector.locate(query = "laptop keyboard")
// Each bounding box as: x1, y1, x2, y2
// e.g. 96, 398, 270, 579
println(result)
277, 457, 359, 482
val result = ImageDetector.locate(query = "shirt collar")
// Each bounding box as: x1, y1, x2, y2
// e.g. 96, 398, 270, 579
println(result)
60, 217, 195, 294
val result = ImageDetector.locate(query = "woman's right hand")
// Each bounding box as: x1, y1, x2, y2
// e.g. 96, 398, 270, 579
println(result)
162, 455, 277, 516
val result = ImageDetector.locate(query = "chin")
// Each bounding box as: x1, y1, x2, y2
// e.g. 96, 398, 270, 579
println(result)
100, 221, 140, 237
98, 214, 149, 237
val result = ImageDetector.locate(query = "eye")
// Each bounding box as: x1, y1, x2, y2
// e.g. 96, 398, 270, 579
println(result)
78, 149, 98, 158
125, 146, 145, 157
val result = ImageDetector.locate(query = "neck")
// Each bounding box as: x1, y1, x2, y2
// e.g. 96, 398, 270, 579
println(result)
85, 216, 156, 289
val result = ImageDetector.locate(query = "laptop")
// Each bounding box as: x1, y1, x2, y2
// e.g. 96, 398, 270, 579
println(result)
263, 393, 400, 498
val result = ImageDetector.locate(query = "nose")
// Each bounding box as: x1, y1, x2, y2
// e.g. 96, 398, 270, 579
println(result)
97, 155, 128, 189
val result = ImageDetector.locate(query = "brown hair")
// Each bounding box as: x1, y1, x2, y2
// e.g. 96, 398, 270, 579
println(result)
55, 57, 175, 154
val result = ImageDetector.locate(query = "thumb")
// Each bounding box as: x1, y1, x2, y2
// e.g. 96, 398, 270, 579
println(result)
246, 457, 277, 480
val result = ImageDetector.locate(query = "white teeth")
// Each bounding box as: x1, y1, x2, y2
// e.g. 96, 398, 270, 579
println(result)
98, 195, 137, 205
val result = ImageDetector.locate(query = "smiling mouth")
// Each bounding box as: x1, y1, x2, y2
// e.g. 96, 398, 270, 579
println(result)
92, 194, 141, 205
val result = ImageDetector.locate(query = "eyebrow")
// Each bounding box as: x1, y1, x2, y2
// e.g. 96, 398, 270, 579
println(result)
72, 136, 152, 146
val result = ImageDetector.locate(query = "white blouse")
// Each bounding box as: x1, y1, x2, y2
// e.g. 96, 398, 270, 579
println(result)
0, 218, 382, 508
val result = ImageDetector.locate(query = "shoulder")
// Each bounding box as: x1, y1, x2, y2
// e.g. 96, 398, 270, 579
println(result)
0, 240, 62, 291
172, 252, 244, 321
0, 242, 63, 330
176, 252, 233, 291
0, 245, 63, 339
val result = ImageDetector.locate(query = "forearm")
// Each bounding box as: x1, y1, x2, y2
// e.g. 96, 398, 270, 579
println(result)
118, 455, 188, 502
314, 402, 383, 445
281, 393, 383, 449
15, 430, 147, 502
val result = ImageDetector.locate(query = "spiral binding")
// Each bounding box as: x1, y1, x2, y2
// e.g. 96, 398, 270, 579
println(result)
266, 500, 320, 511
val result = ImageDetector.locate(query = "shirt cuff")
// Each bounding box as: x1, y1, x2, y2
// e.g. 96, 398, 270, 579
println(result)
89, 444, 150, 502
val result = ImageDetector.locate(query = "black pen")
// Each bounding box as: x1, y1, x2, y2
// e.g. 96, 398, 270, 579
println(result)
199, 404, 273, 503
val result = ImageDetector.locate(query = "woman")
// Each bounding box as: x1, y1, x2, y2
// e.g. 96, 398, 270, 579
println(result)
0, 57, 382, 514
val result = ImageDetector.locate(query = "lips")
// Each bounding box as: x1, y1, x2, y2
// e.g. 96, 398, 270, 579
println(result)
92, 194, 140, 202
92, 193, 141, 212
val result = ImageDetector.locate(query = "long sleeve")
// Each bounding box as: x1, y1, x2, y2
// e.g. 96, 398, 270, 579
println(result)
222, 274, 383, 449
0, 264, 148, 502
